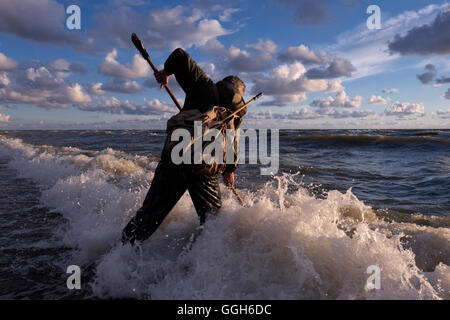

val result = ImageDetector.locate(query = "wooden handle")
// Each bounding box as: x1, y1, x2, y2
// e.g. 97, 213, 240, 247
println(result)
231, 186, 245, 206
131, 33, 182, 111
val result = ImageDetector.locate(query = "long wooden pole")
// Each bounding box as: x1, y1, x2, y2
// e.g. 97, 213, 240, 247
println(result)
131, 33, 182, 111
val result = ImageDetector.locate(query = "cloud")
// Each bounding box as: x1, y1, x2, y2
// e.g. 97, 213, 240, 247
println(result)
47, 59, 72, 78
388, 9, 450, 56
417, 64, 437, 84
318, 108, 375, 119
198, 62, 219, 81
227, 39, 277, 72
79, 96, 123, 113
435, 76, 450, 84
324, 79, 345, 93
0, 52, 18, 70
47, 59, 87, 78
367, 95, 387, 105
0, 64, 92, 109
0, 0, 96, 53
66, 84, 92, 104
310, 90, 362, 108
93, 5, 229, 50
254, 107, 322, 120
385, 102, 425, 117
382, 88, 399, 94
283, 107, 322, 120
87, 83, 106, 96
278, 44, 329, 65
435, 109, 450, 119
0, 72, 10, 88
87, 79, 142, 95
219, 8, 240, 22
415, 64, 450, 86
138, 99, 179, 115
99, 49, 150, 79
329, 4, 447, 79
143, 75, 183, 94
250, 62, 344, 106
260, 93, 307, 106
80, 96, 178, 115
16, 66, 64, 89
101, 79, 142, 94
246, 39, 278, 54
276, 0, 329, 26
202, 38, 227, 56
445, 88, 450, 100
253, 106, 374, 121
0, 113, 10, 122
305, 58, 356, 79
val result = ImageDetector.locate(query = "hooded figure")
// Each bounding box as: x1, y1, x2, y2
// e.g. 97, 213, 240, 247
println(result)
122, 48, 246, 245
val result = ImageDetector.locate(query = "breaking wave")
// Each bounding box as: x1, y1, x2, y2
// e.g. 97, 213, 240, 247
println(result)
0, 135, 448, 300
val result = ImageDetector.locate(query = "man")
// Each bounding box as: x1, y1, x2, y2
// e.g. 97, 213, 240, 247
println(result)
122, 48, 247, 245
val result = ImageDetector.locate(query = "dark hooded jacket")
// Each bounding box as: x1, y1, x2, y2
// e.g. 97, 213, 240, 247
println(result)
163, 48, 245, 174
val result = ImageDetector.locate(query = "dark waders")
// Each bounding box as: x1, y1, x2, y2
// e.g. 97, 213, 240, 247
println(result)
122, 161, 221, 245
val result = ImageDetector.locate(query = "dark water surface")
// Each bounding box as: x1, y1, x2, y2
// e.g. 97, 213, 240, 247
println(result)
0, 129, 448, 299
3, 129, 448, 216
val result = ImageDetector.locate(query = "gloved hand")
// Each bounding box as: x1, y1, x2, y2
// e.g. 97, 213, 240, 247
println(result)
154, 69, 170, 88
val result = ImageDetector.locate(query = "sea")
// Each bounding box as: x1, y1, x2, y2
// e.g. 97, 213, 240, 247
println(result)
0, 129, 448, 299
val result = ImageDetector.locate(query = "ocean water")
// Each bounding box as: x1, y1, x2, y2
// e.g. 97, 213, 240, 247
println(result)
0, 129, 448, 299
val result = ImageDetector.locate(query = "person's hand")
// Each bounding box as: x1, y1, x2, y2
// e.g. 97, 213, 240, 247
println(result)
154, 69, 169, 88
223, 172, 234, 188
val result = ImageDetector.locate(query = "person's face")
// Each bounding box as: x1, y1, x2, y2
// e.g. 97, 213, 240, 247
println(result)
239, 87, 245, 99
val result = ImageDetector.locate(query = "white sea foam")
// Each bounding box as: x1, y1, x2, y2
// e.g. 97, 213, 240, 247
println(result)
0, 135, 448, 300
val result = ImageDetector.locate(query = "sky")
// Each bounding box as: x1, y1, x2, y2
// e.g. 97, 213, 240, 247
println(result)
0, 0, 449, 130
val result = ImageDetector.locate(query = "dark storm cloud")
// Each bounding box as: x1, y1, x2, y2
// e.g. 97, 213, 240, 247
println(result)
388, 10, 450, 56
435, 76, 450, 84
417, 64, 437, 84
445, 88, 450, 100
0, 0, 97, 53
416, 64, 450, 85
305, 58, 356, 79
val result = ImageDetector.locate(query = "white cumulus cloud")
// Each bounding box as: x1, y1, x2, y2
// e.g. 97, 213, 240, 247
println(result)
0, 52, 18, 70
385, 102, 425, 117
367, 95, 387, 105
278, 44, 329, 65
310, 90, 362, 108
0, 113, 10, 122
99, 49, 150, 79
